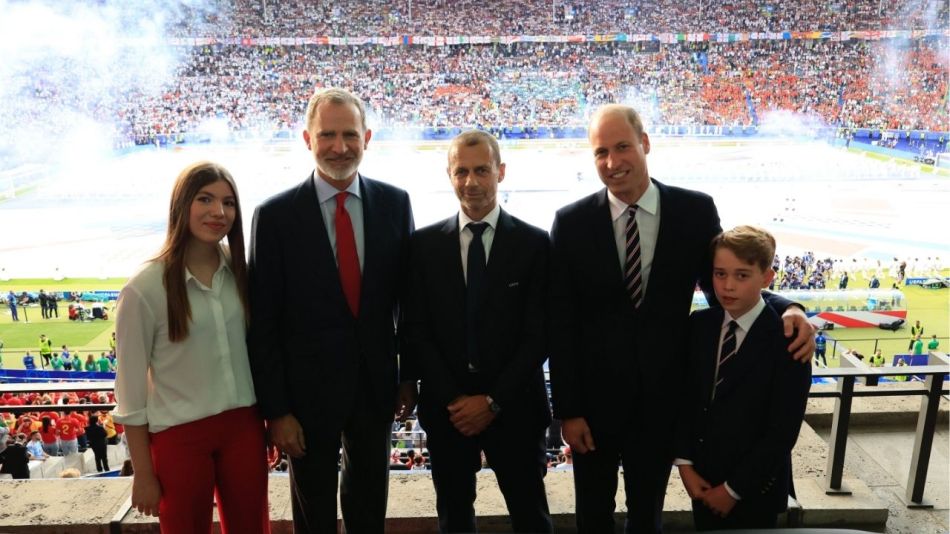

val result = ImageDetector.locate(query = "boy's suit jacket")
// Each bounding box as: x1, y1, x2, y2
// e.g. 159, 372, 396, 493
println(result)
675, 304, 812, 512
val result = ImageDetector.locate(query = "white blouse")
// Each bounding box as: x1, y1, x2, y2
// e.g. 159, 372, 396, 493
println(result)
112, 252, 256, 433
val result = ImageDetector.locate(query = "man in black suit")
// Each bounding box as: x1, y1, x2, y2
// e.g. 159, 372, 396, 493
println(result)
548, 104, 815, 533
248, 88, 415, 533
403, 130, 552, 533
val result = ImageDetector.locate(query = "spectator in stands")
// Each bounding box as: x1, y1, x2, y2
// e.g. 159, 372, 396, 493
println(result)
411, 454, 427, 470
61, 346, 72, 371
38, 416, 59, 456
58, 411, 80, 456
403, 130, 553, 532
50, 352, 64, 371
22, 351, 36, 371
70, 353, 82, 372
96, 353, 114, 373
0, 432, 31, 479
549, 104, 814, 534
26, 431, 48, 460
113, 161, 268, 532
838, 272, 849, 289
247, 88, 415, 534
85, 415, 109, 472
83, 354, 96, 372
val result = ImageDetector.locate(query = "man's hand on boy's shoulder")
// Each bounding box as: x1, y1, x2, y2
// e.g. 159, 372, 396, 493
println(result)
702, 484, 737, 517
781, 306, 816, 362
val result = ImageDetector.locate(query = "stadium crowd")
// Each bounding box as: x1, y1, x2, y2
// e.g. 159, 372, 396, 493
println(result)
107, 37, 948, 145
169, 0, 950, 37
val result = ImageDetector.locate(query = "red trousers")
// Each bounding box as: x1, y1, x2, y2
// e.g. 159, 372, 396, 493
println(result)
150, 406, 270, 534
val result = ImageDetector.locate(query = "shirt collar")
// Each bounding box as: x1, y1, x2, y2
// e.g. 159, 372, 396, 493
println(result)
314, 172, 361, 204
723, 296, 766, 333
184, 247, 232, 286
459, 203, 501, 231
608, 179, 658, 222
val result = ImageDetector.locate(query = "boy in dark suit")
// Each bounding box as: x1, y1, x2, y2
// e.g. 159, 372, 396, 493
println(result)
675, 226, 812, 530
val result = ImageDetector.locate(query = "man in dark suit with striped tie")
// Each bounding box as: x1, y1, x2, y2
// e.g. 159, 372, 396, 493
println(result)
403, 130, 552, 533
548, 104, 815, 533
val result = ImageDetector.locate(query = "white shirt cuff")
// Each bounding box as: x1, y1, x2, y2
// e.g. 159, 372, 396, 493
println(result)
724, 482, 742, 500
673, 458, 693, 466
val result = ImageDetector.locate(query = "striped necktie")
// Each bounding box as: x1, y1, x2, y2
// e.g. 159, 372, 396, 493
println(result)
714, 320, 739, 399
624, 205, 643, 307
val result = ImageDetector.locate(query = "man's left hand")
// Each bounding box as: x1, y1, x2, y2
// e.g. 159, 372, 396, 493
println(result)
701, 484, 737, 517
447, 395, 495, 436
782, 306, 816, 362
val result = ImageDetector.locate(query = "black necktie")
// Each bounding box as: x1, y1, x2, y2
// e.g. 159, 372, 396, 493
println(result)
624, 205, 643, 307
714, 320, 739, 399
466, 222, 488, 372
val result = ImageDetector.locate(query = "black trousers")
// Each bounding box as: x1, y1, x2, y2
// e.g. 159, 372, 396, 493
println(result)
92, 444, 109, 471
572, 424, 672, 534
692, 499, 778, 530
425, 415, 552, 533
288, 372, 391, 534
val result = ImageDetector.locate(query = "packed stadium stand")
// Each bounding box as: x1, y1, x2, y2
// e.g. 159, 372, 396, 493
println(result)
10, 0, 949, 148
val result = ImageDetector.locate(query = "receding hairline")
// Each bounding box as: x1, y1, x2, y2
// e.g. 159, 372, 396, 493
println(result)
589, 104, 645, 137
447, 130, 502, 168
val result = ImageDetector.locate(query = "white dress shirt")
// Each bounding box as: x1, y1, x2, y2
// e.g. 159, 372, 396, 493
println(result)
458, 203, 501, 283
608, 180, 659, 295
314, 173, 365, 271
113, 249, 256, 433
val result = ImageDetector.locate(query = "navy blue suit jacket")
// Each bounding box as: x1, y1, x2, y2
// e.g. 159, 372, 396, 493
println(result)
674, 305, 812, 512
247, 173, 414, 438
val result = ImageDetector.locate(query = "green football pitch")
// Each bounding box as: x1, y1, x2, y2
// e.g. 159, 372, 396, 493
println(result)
0, 273, 946, 370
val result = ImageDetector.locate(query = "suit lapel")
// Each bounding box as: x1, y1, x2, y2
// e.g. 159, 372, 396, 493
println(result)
440, 215, 467, 300
642, 179, 671, 311
359, 176, 381, 312
293, 173, 348, 314
592, 190, 625, 292
701, 309, 724, 403
715, 304, 782, 400
484, 209, 515, 296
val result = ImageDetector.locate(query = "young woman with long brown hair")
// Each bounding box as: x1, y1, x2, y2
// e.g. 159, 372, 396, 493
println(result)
113, 161, 269, 533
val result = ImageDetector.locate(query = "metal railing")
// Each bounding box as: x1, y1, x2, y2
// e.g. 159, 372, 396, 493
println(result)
811, 351, 949, 508
3, 354, 948, 510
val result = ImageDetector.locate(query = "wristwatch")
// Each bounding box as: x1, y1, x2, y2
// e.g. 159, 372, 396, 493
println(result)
486, 395, 501, 414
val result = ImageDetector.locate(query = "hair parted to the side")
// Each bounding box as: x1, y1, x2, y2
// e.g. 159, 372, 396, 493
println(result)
305, 87, 368, 132
711, 225, 776, 272
154, 161, 249, 342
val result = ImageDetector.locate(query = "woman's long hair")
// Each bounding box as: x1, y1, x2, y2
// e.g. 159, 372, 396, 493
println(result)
154, 161, 249, 342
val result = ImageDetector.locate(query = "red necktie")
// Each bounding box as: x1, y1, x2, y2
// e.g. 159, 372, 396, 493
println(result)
335, 192, 361, 316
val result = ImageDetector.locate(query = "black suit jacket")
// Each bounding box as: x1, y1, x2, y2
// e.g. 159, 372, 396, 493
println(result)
674, 305, 812, 512
403, 209, 551, 435
549, 180, 722, 436
247, 173, 414, 437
